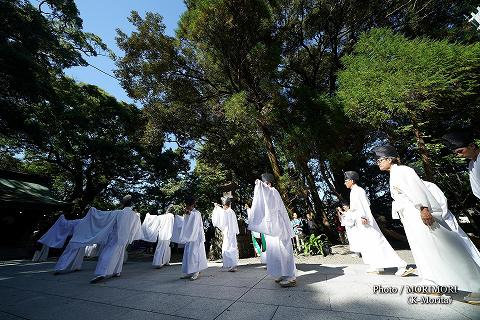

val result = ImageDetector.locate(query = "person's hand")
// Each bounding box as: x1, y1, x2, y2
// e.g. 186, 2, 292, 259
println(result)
361, 217, 369, 225
420, 207, 434, 226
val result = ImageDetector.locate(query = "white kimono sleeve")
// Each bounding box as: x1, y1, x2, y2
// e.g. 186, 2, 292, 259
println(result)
212, 206, 226, 231
423, 181, 449, 220
158, 213, 175, 241
38, 215, 81, 248
249, 180, 280, 235
179, 210, 203, 243
249, 180, 293, 240
340, 212, 356, 227
141, 213, 162, 242
225, 208, 239, 235
353, 187, 375, 227
69, 208, 119, 248
469, 155, 480, 200
116, 208, 142, 246
248, 180, 269, 234
391, 166, 442, 215
170, 215, 184, 244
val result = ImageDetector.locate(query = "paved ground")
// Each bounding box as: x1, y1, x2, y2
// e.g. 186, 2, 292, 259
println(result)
0, 247, 478, 320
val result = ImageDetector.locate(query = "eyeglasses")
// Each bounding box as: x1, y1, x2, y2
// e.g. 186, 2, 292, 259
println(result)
376, 157, 387, 164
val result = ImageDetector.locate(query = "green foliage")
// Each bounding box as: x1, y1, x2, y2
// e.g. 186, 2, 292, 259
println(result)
3, 0, 477, 242
337, 27, 480, 224
0, 0, 108, 137
338, 28, 480, 129
303, 234, 330, 256
192, 160, 229, 215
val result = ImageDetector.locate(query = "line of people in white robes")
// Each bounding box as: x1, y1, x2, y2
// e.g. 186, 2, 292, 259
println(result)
371, 142, 480, 305
34, 131, 480, 301
35, 175, 295, 287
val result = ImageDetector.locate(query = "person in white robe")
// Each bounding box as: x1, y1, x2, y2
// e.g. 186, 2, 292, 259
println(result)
33, 214, 81, 262
443, 131, 480, 200
336, 202, 362, 256
342, 171, 412, 276
248, 173, 296, 287
179, 196, 208, 281
212, 197, 239, 271
53, 207, 118, 274
246, 203, 267, 264
421, 180, 480, 266
374, 145, 480, 304
90, 195, 142, 283
141, 205, 175, 268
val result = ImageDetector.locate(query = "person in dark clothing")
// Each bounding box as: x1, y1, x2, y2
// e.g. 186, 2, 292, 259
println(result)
203, 217, 215, 258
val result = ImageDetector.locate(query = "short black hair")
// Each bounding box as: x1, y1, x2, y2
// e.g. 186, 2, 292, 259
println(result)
121, 195, 133, 207
184, 195, 196, 206
261, 173, 275, 184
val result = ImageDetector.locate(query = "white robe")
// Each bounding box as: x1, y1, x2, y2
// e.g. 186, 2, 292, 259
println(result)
179, 209, 208, 274
170, 215, 185, 244
34, 215, 81, 262
423, 180, 480, 266
32, 244, 49, 262
69, 208, 120, 248
249, 180, 296, 279
349, 185, 406, 269
340, 209, 362, 253
94, 207, 142, 277
469, 153, 480, 200
390, 164, 480, 292
212, 206, 239, 268
38, 215, 81, 248
141, 212, 175, 267
54, 208, 119, 272
54, 243, 86, 272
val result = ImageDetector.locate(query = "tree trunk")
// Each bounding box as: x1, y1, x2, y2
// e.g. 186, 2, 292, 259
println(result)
255, 119, 297, 215
256, 119, 283, 180
297, 159, 336, 241
318, 160, 344, 201
328, 28, 340, 95
411, 117, 433, 181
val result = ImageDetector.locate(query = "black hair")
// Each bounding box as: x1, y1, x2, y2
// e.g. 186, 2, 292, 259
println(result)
121, 195, 133, 208
184, 195, 196, 206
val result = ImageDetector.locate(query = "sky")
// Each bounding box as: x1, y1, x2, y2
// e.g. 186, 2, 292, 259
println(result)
53, 0, 186, 104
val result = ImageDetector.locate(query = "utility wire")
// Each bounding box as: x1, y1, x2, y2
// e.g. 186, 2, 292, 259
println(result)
86, 62, 119, 80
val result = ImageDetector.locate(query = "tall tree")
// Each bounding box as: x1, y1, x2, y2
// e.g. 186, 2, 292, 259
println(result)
338, 28, 480, 180
0, 0, 107, 139
10, 78, 145, 215
116, 1, 286, 185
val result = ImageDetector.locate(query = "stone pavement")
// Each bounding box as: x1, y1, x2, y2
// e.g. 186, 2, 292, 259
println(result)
0, 251, 478, 320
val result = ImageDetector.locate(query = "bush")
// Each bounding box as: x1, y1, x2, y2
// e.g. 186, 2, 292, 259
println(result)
303, 234, 331, 256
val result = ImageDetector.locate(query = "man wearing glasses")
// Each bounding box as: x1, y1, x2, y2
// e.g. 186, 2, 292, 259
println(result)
443, 131, 480, 200
374, 145, 480, 304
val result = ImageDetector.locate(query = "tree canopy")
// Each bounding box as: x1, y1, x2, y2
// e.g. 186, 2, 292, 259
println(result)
2, 0, 479, 241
